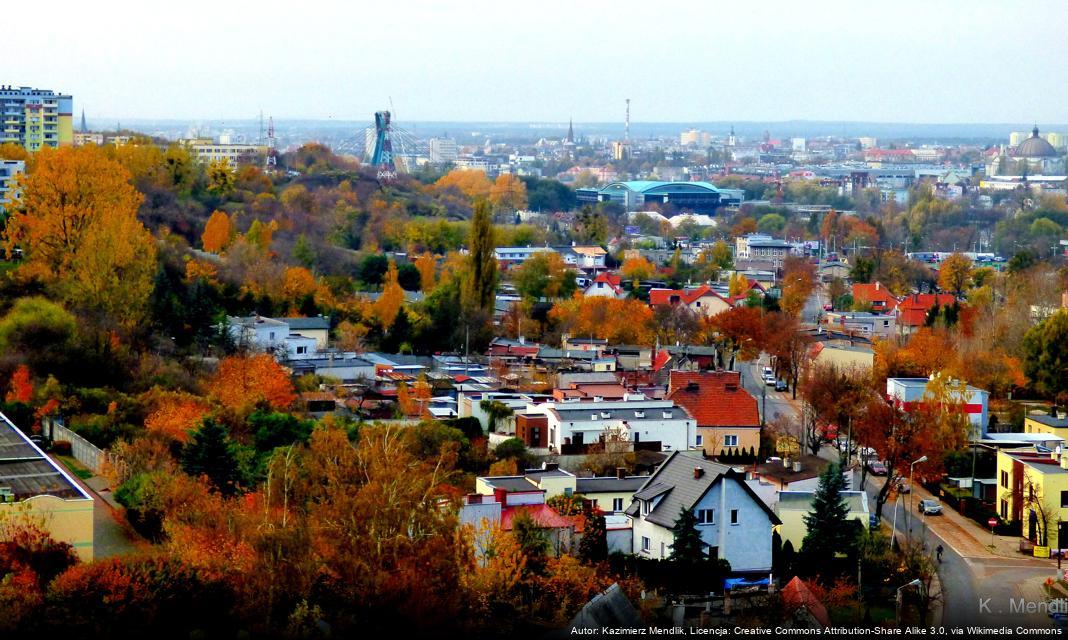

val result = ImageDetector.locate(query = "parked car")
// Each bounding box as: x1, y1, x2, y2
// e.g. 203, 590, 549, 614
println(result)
775, 379, 788, 392
866, 460, 888, 476
869, 514, 880, 530
918, 499, 942, 515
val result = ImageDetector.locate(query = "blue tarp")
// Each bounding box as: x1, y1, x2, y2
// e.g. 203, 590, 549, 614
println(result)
723, 577, 771, 591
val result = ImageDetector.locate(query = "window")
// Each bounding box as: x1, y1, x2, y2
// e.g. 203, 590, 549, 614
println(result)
660, 542, 666, 557
695, 435, 704, 447
641, 536, 651, 552
730, 509, 739, 525
613, 498, 624, 512
564, 487, 573, 497
724, 435, 739, 447
641, 500, 650, 516
1000, 500, 1008, 519
592, 499, 599, 509
296, 346, 307, 355
697, 508, 715, 524
1061, 491, 1068, 509
1000, 471, 1008, 488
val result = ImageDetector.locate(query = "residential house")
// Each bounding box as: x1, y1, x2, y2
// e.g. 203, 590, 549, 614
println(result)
283, 316, 331, 349
822, 311, 896, 338
553, 382, 628, 402
818, 261, 851, 283
584, 272, 627, 299
775, 490, 870, 550
1024, 411, 1068, 438
648, 285, 732, 318
995, 447, 1068, 548
562, 336, 609, 352
895, 293, 959, 334
735, 233, 792, 268
287, 354, 377, 383
851, 282, 900, 314
461, 470, 581, 556
522, 395, 697, 454
577, 470, 650, 515
626, 451, 780, 572
457, 391, 536, 434
493, 246, 554, 270
557, 245, 608, 272
667, 370, 760, 456
748, 456, 834, 492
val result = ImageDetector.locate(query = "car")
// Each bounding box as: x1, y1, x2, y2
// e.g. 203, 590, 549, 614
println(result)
895, 479, 911, 494
869, 514, 880, 530
918, 499, 942, 515
765, 375, 777, 387
775, 380, 788, 392
866, 460, 888, 476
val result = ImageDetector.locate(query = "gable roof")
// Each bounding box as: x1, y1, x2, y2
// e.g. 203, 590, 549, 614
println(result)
896, 293, 958, 327
648, 285, 730, 308
852, 282, 900, 311
625, 451, 780, 528
666, 370, 760, 428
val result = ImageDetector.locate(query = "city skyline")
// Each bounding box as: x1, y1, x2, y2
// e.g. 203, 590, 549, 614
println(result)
9, 0, 1068, 124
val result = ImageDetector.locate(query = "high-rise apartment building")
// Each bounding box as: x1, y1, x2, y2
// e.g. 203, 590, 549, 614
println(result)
429, 137, 458, 163
0, 86, 74, 151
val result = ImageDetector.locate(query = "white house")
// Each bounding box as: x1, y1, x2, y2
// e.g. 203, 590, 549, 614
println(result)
887, 376, 990, 439
524, 396, 698, 453
584, 273, 626, 299
625, 451, 780, 572
228, 315, 290, 353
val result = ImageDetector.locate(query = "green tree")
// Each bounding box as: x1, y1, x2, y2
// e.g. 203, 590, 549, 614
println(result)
800, 462, 857, 572
512, 511, 550, 573
579, 510, 608, 563
465, 200, 497, 313
494, 437, 528, 462
1023, 309, 1068, 401
850, 256, 875, 283
512, 251, 577, 301
292, 233, 316, 269
669, 507, 706, 563
181, 420, 241, 496
480, 399, 515, 433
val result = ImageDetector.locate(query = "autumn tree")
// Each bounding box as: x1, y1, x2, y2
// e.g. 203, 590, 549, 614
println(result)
206, 158, 235, 196
548, 297, 655, 346
144, 392, 211, 443
435, 168, 492, 202
201, 210, 234, 253
5, 365, 33, 405
489, 174, 528, 212
415, 251, 437, 292
937, 252, 973, 297
373, 261, 405, 330
780, 256, 816, 317
707, 306, 765, 370
764, 311, 811, 399
2, 146, 157, 327
207, 353, 296, 414
281, 266, 316, 306
620, 255, 655, 283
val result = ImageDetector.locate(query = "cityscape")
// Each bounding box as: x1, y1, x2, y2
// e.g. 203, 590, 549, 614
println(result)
2, 1, 1068, 637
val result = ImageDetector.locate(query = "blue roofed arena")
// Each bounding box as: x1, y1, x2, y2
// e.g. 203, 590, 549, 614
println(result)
575, 180, 744, 214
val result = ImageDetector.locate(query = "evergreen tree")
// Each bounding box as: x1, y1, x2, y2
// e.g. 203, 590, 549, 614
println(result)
669, 507, 706, 563
465, 200, 498, 313
579, 510, 608, 563
181, 419, 241, 496
800, 462, 856, 571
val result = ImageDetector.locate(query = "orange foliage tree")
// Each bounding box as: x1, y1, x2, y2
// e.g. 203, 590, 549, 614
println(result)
201, 210, 234, 253
144, 393, 212, 443
489, 174, 528, 211
434, 169, 493, 202
620, 256, 655, 282
548, 297, 655, 345
373, 261, 405, 330
780, 256, 817, 317
415, 251, 437, 292
281, 266, 316, 304
5, 365, 33, 404
207, 354, 296, 414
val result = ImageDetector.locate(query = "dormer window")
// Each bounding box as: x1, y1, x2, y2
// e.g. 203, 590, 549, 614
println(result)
600, 411, 611, 419
635, 411, 645, 418
662, 411, 673, 419
591, 414, 599, 421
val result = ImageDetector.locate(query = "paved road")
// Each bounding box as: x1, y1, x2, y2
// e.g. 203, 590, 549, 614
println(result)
867, 476, 1055, 629
740, 358, 800, 426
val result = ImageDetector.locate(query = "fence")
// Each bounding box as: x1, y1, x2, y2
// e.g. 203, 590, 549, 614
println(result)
46, 419, 126, 479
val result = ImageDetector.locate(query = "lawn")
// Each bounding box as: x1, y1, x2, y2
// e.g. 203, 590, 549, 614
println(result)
56, 455, 94, 481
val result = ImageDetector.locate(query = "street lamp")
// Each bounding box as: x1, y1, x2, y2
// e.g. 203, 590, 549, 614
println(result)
908, 455, 928, 542
895, 578, 924, 627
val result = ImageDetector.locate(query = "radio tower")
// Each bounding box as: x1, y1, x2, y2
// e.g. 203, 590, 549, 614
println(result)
265, 116, 278, 171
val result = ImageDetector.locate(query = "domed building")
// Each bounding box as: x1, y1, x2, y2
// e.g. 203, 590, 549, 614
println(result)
1011, 126, 1064, 174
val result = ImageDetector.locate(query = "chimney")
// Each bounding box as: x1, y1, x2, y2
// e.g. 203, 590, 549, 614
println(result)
792, 461, 802, 473
616, 467, 627, 479
875, 282, 880, 290
693, 467, 704, 479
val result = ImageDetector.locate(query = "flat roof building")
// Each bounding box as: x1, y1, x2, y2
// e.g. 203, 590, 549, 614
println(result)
576, 181, 743, 214
0, 86, 74, 150
0, 412, 94, 560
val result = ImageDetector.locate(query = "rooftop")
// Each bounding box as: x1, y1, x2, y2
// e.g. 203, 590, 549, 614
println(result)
0, 413, 91, 502
667, 370, 759, 428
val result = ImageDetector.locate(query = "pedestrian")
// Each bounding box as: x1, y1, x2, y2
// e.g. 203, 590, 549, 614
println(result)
936, 544, 944, 563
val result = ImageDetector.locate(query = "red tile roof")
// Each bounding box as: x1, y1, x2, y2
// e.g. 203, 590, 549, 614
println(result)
648, 285, 729, 307
667, 370, 759, 427
852, 282, 900, 311
781, 577, 829, 627
896, 293, 958, 327
652, 349, 672, 372
501, 504, 575, 531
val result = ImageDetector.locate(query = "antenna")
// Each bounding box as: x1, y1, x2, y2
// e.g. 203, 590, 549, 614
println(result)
265, 116, 277, 170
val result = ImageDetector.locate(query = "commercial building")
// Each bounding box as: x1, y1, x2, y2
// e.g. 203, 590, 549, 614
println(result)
735, 233, 793, 267
190, 141, 267, 166
0, 412, 94, 560
575, 181, 743, 214
0, 86, 73, 150
428, 137, 458, 163
886, 376, 990, 439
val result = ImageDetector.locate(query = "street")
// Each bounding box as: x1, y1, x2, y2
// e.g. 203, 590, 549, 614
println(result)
865, 474, 1056, 629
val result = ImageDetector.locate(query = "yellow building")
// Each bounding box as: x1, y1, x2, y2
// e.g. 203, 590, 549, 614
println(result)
996, 447, 1068, 549
774, 490, 870, 550
1023, 413, 1068, 438
0, 413, 94, 560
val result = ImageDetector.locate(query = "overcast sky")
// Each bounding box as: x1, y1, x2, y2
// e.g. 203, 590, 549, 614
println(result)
12, 0, 1067, 124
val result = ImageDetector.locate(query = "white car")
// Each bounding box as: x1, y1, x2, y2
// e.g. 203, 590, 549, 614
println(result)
918, 499, 942, 515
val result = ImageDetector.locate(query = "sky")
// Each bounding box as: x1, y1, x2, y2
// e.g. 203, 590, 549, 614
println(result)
12, 0, 1068, 124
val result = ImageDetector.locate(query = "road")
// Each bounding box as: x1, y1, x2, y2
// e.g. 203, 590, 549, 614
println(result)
866, 475, 1056, 629
740, 358, 800, 427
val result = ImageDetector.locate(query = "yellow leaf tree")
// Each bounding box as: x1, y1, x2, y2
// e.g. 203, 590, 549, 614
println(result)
201, 210, 235, 253
937, 253, 973, 297
374, 261, 406, 330
489, 174, 528, 211
415, 252, 437, 292
2, 146, 157, 327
